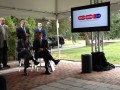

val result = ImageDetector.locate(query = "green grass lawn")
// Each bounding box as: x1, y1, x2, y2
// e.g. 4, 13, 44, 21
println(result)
52, 42, 120, 64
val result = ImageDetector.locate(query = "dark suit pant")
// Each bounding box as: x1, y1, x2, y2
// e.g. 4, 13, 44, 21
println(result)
18, 49, 33, 60
35, 49, 55, 69
0, 75, 7, 90
0, 48, 3, 67
0, 41, 8, 67
18, 49, 33, 73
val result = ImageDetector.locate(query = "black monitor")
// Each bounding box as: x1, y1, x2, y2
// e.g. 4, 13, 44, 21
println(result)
71, 2, 110, 32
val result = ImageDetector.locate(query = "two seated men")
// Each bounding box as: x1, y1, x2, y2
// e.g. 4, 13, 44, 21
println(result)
16, 32, 60, 75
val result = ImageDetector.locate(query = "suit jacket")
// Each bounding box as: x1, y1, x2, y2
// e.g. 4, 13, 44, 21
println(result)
16, 39, 32, 60
34, 28, 46, 39
16, 39, 32, 52
33, 39, 48, 52
0, 25, 9, 48
16, 27, 30, 39
33, 39, 48, 59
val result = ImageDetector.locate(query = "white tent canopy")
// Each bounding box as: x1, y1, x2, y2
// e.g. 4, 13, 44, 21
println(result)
0, 0, 120, 58
0, 0, 120, 19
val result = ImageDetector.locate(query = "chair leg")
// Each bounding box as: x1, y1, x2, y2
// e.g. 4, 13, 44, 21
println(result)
36, 58, 40, 71
36, 58, 43, 71
30, 60, 39, 72
30, 58, 44, 72
31, 61, 35, 72
19, 58, 24, 72
19, 62, 21, 72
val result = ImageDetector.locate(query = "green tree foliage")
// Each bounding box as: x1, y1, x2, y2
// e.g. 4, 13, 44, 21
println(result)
46, 20, 56, 37
104, 12, 120, 39
59, 19, 71, 39
35, 18, 81, 42
26, 17, 36, 41
11, 16, 20, 27
4, 11, 120, 61
59, 18, 81, 42
5, 17, 16, 59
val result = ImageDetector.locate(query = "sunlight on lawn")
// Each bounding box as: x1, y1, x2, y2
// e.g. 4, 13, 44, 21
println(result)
52, 41, 120, 64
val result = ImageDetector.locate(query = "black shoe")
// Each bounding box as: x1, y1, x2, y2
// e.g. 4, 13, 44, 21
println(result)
3, 65, 10, 68
44, 71, 51, 75
34, 61, 39, 65
21, 63, 24, 66
55, 59, 60, 65
23, 72, 28, 76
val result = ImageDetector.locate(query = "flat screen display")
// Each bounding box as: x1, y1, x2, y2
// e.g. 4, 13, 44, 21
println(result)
71, 2, 110, 32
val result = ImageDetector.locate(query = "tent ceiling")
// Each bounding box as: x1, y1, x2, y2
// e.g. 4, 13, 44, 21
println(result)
0, 0, 120, 19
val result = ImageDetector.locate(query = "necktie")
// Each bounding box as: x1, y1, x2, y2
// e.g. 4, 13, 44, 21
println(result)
23, 27, 26, 33
40, 40, 42, 45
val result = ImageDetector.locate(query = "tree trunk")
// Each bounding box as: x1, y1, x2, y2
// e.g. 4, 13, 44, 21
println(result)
82, 32, 91, 46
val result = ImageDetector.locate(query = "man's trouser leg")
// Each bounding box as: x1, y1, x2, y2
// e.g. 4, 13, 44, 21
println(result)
2, 41, 8, 67
0, 48, 3, 68
0, 75, 7, 90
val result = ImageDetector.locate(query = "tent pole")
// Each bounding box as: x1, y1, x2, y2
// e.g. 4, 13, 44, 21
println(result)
55, 0, 60, 59
56, 17, 60, 59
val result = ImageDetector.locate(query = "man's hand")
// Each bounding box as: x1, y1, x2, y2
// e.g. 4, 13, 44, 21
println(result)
26, 33, 29, 37
39, 48, 44, 51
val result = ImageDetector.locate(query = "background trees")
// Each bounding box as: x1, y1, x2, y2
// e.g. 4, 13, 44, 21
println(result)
4, 11, 120, 60
104, 12, 120, 39
5, 17, 16, 60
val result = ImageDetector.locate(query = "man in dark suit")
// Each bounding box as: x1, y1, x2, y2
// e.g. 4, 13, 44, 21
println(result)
0, 17, 10, 69
16, 33, 39, 76
33, 32, 60, 74
34, 23, 46, 40
16, 20, 30, 40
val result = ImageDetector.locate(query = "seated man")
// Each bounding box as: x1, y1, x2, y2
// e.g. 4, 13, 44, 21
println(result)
16, 33, 39, 76
33, 32, 60, 74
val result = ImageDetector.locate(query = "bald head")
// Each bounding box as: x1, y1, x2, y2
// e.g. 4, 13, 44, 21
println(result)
0, 17, 5, 25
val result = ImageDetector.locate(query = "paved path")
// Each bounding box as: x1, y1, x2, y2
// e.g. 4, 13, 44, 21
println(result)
1, 60, 120, 90
31, 77, 120, 90
52, 43, 86, 51
1, 40, 120, 90
52, 40, 120, 51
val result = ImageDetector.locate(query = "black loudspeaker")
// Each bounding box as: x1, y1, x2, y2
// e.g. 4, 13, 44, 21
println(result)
81, 54, 92, 73
91, 52, 115, 71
